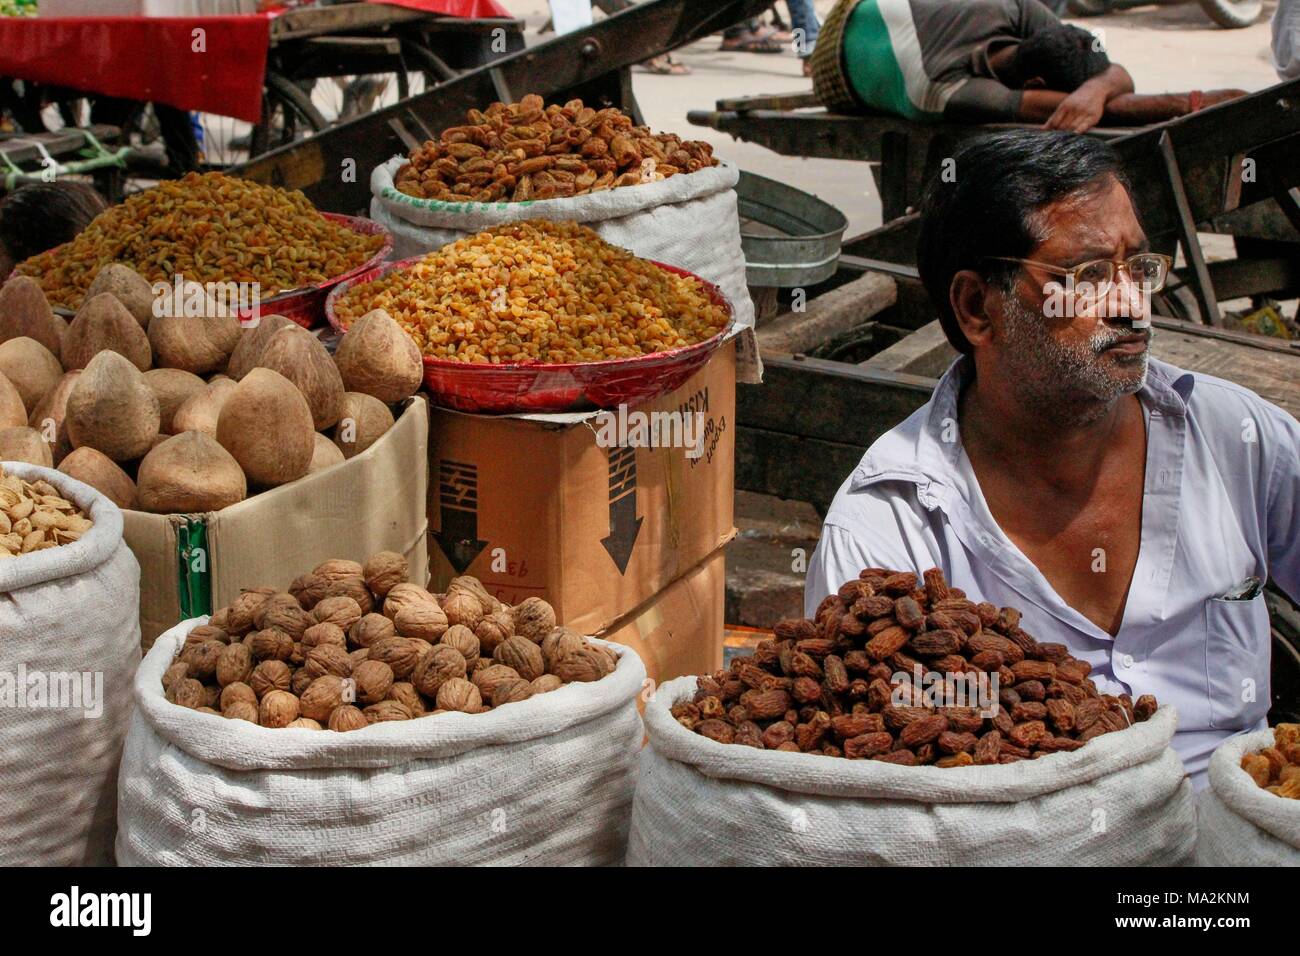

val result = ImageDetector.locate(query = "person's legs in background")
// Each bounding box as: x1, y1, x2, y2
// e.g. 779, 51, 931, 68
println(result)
785, 0, 820, 74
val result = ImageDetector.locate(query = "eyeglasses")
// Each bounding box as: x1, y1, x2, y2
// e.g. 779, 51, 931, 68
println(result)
987, 252, 1173, 296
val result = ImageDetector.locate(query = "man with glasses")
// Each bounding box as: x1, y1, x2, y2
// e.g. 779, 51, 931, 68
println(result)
806, 130, 1300, 787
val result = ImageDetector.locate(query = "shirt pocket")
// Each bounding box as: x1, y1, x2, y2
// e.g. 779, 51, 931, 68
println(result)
1204, 594, 1271, 730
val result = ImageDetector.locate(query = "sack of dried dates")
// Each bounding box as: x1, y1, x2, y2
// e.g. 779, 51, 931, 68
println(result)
116, 614, 646, 866
0, 462, 141, 865
1195, 726, 1300, 865
626, 567, 1196, 866
368, 96, 756, 377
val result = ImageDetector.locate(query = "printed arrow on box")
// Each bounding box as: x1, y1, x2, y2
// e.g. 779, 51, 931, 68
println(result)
432, 459, 488, 575
601, 445, 642, 575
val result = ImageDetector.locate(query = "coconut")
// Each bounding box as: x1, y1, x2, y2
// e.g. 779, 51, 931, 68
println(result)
136, 431, 247, 514
0, 426, 53, 467
334, 308, 423, 403
255, 326, 345, 430
147, 300, 241, 374
332, 392, 395, 460
226, 314, 296, 381
27, 370, 80, 464
0, 372, 25, 429
58, 446, 136, 509
0, 275, 67, 355
308, 432, 346, 474
215, 367, 314, 488
62, 292, 153, 372
85, 264, 155, 329
144, 368, 207, 434
65, 350, 161, 462
171, 377, 238, 439
0, 336, 63, 415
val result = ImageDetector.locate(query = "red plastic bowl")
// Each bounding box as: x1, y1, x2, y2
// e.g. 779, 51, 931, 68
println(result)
325, 256, 734, 414
8, 213, 391, 330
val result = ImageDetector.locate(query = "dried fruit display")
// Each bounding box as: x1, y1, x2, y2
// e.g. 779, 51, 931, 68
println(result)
393, 94, 718, 203
161, 556, 617, 730
0, 464, 93, 558
15, 172, 387, 311
678, 566, 1159, 765
1239, 724, 1300, 798
332, 220, 730, 364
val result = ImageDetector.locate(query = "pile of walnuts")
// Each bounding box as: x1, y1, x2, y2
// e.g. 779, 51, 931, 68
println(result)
393, 94, 718, 203
1240, 724, 1300, 798
676, 567, 1158, 766
161, 553, 618, 731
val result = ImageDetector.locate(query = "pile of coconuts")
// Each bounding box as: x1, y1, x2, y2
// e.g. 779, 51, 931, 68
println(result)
0, 266, 422, 514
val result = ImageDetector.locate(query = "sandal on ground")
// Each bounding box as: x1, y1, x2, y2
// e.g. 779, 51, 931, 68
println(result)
720, 29, 786, 54
640, 54, 692, 75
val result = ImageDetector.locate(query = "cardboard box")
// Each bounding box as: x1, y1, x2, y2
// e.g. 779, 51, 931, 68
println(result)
427, 341, 736, 636
597, 545, 728, 688
125, 397, 430, 650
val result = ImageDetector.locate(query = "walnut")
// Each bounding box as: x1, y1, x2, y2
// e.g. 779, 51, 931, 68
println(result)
254, 593, 313, 639
215, 643, 254, 687
249, 627, 294, 662
448, 575, 502, 614
353, 659, 395, 705
328, 704, 367, 732
259, 690, 300, 728
301, 621, 347, 651
530, 674, 563, 695
363, 551, 408, 599
493, 635, 545, 682
172, 678, 205, 709
300, 675, 348, 721
441, 590, 483, 630
349, 613, 395, 649
290, 668, 315, 696
542, 627, 585, 673
289, 572, 331, 611
225, 588, 276, 635
553, 646, 610, 683
290, 642, 306, 666
224, 700, 259, 723
491, 677, 534, 708
368, 636, 423, 679
439, 624, 480, 665
471, 663, 521, 701
436, 677, 482, 713
287, 718, 322, 730
179, 640, 224, 681
220, 681, 258, 710
304, 643, 353, 680
184, 623, 229, 647
364, 700, 412, 723
349, 647, 371, 668
162, 661, 189, 691
208, 606, 230, 631
512, 597, 556, 643
201, 684, 221, 709
323, 576, 374, 615
196, 706, 221, 716
382, 583, 441, 621
249, 661, 292, 699
386, 682, 426, 716
312, 558, 364, 586
474, 611, 514, 654
412, 644, 467, 698
314, 595, 363, 632
394, 603, 449, 642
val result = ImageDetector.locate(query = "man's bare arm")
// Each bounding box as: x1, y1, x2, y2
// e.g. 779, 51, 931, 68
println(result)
1019, 87, 1246, 128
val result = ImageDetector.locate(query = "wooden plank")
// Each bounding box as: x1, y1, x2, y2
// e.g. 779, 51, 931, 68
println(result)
1158, 131, 1221, 325
737, 426, 872, 508
756, 271, 897, 354
0, 125, 118, 165
270, 4, 432, 42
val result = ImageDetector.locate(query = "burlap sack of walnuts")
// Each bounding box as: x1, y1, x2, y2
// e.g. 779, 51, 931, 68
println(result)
627, 676, 1196, 866
116, 619, 646, 866
0, 462, 141, 866
1195, 728, 1300, 865
369, 157, 760, 383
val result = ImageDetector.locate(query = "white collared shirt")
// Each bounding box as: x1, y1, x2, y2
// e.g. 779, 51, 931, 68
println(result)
806, 357, 1300, 788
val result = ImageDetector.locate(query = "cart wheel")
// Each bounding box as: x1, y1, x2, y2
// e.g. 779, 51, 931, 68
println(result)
248, 72, 330, 160
1065, 0, 1112, 15
1197, 0, 1262, 28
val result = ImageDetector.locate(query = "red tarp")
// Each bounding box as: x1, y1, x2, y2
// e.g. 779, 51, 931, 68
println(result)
0, 1, 511, 124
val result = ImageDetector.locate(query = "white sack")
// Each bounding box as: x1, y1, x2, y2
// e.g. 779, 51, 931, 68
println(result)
117, 618, 646, 866
1195, 728, 1300, 865
0, 462, 141, 866
628, 676, 1196, 866
370, 157, 761, 383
